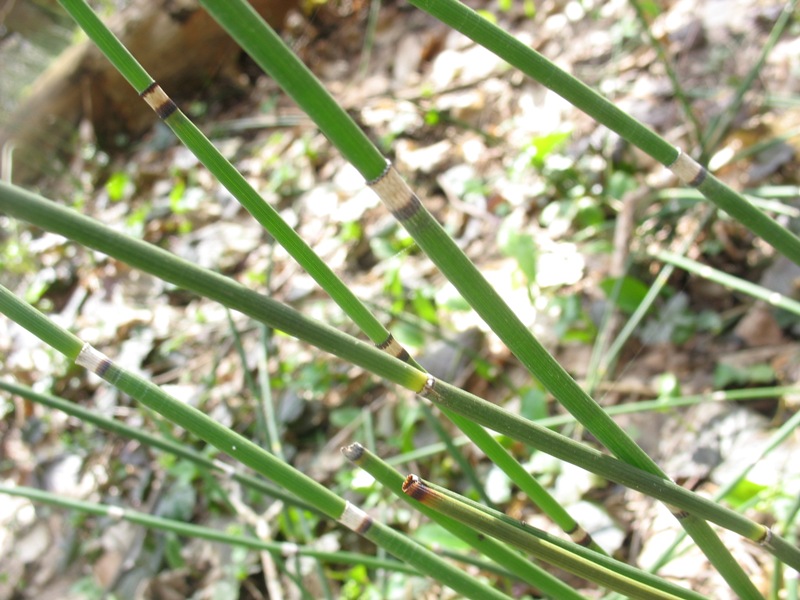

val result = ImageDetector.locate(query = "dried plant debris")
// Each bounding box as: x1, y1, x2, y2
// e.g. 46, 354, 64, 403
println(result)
2, 0, 800, 597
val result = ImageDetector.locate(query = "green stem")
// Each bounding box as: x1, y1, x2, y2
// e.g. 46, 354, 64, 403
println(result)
0, 283, 511, 600
402, 475, 695, 600
647, 395, 800, 573
419, 378, 795, 565
407, 0, 800, 267
628, 0, 703, 151
0, 380, 318, 514
54, 0, 407, 368
388, 386, 800, 462
701, 0, 799, 157
227, 310, 269, 445
56, 0, 504, 510
369, 169, 763, 597
1, 181, 795, 572
195, 0, 387, 180
342, 443, 589, 600
57, 1, 783, 593
654, 250, 800, 317
184, 1, 780, 590
0, 484, 417, 575
598, 206, 715, 381
420, 477, 711, 600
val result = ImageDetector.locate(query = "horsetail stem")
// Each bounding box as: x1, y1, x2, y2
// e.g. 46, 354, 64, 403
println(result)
58, 0, 525, 515
401, 475, 692, 600
0, 380, 318, 514
55, 1, 415, 369
655, 250, 800, 316
188, 1, 782, 592
1, 181, 797, 572
52, 0, 614, 549
9, 3, 796, 595
341, 442, 590, 600
0, 283, 512, 600
0, 382, 521, 583
407, 0, 800, 266
368, 165, 761, 596
0, 484, 418, 575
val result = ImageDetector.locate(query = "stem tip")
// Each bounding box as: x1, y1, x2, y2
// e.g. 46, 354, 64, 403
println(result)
341, 443, 365, 462
402, 474, 431, 502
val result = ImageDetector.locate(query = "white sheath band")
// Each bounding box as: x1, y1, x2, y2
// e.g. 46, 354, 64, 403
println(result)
75, 343, 112, 374
338, 501, 372, 533
368, 165, 416, 214
141, 84, 170, 111
669, 149, 706, 185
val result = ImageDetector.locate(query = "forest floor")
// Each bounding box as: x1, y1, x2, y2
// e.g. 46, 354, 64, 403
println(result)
2, 0, 800, 598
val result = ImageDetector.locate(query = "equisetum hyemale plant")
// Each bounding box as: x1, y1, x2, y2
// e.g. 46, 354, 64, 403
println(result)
343, 442, 707, 600
0, 483, 419, 576
1, 0, 798, 597
0, 282, 511, 600
49, 0, 604, 548
3, 179, 799, 596
401, 473, 702, 600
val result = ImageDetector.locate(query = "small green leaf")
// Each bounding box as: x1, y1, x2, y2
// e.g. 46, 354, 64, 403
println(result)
575, 197, 605, 229
724, 478, 768, 508
331, 407, 362, 428
393, 321, 425, 348
169, 178, 187, 212
606, 170, 637, 200
551, 294, 596, 342
105, 171, 130, 202
714, 363, 776, 388
528, 130, 571, 168
523, 0, 536, 17
411, 290, 438, 324
599, 275, 650, 314
638, 0, 662, 19
424, 109, 440, 125
498, 222, 538, 283
340, 220, 362, 242
164, 533, 185, 569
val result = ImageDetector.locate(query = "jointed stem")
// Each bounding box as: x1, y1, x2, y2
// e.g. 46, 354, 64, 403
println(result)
55, 0, 608, 550
1, 181, 797, 575
0, 282, 511, 600
402, 474, 705, 600
342, 442, 589, 599
0, 484, 418, 575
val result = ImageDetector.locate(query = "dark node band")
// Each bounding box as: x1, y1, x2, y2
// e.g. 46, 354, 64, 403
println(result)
376, 335, 394, 350
376, 334, 411, 362
354, 515, 373, 534
391, 193, 422, 222
154, 98, 178, 120
140, 81, 159, 96
95, 358, 113, 377
574, 530, 593, 547
140, 82, 177, 120
688, 167, 708, 188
